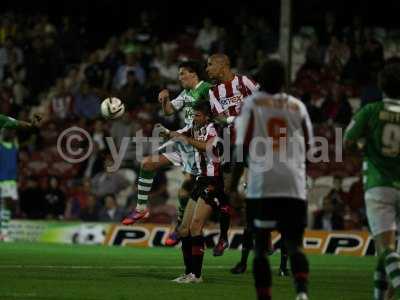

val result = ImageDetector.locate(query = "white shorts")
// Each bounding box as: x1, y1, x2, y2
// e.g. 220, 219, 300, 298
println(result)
158, 140, 198, 175
365, 186, 400, 236
0, 181, 18, 201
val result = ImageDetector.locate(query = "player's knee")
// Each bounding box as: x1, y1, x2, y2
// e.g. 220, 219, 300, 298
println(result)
178, 225, 189, 238
285, 239, 303, 256
190, 217, 204, 236
180, 177, 194, 196
141, 157, 158, 171
178, 188, 190, 200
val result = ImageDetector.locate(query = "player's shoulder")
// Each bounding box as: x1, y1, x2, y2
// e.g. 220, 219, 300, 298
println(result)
201, 81, 213, 89
245, 91, 269, 105
357, 101, 384, 116
287, 94, 307, 110
239, 74, 260, 86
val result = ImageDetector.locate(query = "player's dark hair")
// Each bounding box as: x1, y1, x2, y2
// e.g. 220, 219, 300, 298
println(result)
192, 100, 212, 117
379, 61, 400, 99
257, 59, 286, 94
178, 60, 206, 81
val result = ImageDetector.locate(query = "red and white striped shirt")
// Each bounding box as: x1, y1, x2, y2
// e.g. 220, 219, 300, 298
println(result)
209, 75, 260, 117
181, 123, 222, 177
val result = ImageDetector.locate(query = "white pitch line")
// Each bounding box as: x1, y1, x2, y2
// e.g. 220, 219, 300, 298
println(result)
0, 293, 37, 298
0, 265, 358, 271
0, 265, 225, 270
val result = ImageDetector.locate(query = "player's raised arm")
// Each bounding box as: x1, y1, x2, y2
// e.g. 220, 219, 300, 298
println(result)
158, 89, 175, 115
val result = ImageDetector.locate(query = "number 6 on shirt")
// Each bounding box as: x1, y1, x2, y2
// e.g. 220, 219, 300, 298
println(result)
267, 117, 288, 152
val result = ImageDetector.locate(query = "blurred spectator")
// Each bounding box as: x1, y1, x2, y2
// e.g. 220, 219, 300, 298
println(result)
98, 194, 125, 222
301, 93, 324, 124
118, 70, 144, 110
20, 178, 45, 219
80, 194, 100, 221
113, 53, 145, 89
360, 71, 383, 107
318, 12, 340, 46
0, 16, 17, 44
0, 36, 23, 81
345, 175, 367, 226
102, 37, 125, 87
65, 179, 93, 219
92, 120, 107, 150
43, 176, 66, 220
59, 16, 83, 64
64, 65, 81, 94
325, 176, 348, 209
151, 50, 179, 84
320, 84, 352, 126
362, 35, 384, 74
49, 78, 74, 120
73, 81, 101, 119
84, 51, 105, 89
110, 113, 139, 151
143, 67, 166, 104
313, 197, 344, 230
304, 35, 324, 70
343, 205, 362, 230
195, 18, 218, 53
324, 35, 351, 74
25, 37, 49, 99
341, 43, 365, 85
80, 146, 107, 179
344, 15, 365, 45
91, 157, 130, 199
2, 42, 28, 107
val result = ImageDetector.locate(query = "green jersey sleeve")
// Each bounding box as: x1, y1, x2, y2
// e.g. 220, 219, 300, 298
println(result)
170, 90, 187, 111
344, 104, 373, 142
0, 114, 18, 129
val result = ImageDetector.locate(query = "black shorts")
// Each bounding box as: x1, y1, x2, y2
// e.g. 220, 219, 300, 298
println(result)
246, 197, 307, 236
191, 176, 226, 210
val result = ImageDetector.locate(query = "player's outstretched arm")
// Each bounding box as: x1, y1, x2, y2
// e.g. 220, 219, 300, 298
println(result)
0, 114, 41, 129
167, 131, 209, 152
214, 114, 236, 126
19, 114, 43, 129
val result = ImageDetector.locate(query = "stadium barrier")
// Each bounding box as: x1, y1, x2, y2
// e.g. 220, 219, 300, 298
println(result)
9, 220, 375, 256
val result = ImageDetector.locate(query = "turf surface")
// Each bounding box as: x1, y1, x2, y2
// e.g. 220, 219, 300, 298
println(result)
0, 243, 373, 300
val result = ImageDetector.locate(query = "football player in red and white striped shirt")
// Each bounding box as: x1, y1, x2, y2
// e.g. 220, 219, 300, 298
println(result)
206, 54, 260, 257
206, 54, 260, 126
162, 101, 225, 283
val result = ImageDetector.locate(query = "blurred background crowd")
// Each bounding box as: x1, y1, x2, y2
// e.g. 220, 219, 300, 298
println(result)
0, 2, 397, 230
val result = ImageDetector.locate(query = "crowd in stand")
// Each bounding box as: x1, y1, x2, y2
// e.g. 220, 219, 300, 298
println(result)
0, 10, 395, 230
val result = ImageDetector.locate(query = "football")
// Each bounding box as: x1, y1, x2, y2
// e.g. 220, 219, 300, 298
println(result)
101, 97, 125, 119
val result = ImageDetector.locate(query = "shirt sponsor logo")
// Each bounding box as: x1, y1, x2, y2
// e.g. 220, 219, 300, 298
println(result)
219, 95, 243, 107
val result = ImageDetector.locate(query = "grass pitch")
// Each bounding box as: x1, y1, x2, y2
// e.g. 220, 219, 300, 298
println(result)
0, 242, 373, 300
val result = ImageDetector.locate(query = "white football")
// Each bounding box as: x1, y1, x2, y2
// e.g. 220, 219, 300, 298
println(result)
101, 97, 125, 119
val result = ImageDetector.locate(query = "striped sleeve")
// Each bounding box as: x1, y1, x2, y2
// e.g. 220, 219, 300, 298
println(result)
205, 124, 217, 141
242, 75, 260, 93
209, 89, 224, 115
170, 91, 186, 111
